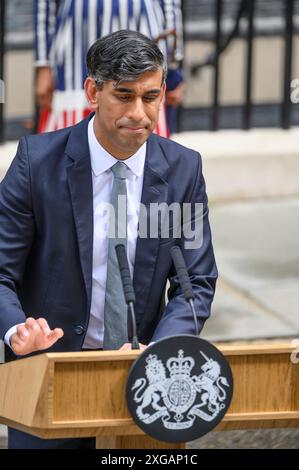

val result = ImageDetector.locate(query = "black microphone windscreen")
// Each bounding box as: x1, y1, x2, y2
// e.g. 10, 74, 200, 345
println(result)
115, 244, 136, 304
170, 246, 195, 301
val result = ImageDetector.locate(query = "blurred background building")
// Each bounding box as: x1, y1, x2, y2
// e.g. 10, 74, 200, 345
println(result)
1, 0, 299, 138
1, 0, 299, 448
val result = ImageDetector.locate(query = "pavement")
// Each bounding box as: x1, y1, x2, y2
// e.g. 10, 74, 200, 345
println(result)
188, 428, 299, 449
2, 426, 299, 450
1, 128, 299, 449
0, 142, 18, 180
203, 196, 299, 342
0, 431, 6, 449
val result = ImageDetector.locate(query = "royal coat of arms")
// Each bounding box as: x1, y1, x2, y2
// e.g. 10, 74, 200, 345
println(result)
131, 349, 230, 430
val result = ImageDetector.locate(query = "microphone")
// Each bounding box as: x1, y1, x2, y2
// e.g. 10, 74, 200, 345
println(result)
170, 246, 199, 336
115, 244, 140, 350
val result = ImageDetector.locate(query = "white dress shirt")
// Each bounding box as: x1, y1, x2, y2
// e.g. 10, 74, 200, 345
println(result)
4, 116, 146, 349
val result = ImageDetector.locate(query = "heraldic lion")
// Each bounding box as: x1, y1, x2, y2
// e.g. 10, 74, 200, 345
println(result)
132, 355, 169, 420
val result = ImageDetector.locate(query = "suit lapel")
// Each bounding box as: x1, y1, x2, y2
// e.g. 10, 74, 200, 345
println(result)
66, 115, 94, 312
133, 135, 169, 324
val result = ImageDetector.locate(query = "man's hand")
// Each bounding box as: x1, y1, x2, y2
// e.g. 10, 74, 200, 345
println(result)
10, 317, 64, 356
165, 82, 184, 107
35, 66, 54, 110
119, 343, 147, 351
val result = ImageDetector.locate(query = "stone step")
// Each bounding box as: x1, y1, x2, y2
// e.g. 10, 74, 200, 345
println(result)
172, 127, 299, 203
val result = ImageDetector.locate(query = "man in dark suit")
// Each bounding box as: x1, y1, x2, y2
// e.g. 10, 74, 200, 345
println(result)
0, 30, 217, 448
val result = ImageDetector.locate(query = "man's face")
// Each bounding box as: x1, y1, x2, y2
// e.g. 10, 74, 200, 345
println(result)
85, 68, 166, 159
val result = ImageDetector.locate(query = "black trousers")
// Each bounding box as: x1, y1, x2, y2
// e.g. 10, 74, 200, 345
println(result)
8, 428, 95, 449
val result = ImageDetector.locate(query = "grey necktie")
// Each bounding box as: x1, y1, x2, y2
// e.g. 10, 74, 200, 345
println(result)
103, 161, 128, 349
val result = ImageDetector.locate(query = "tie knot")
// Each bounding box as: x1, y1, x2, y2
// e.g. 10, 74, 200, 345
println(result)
111, 161, 127, 179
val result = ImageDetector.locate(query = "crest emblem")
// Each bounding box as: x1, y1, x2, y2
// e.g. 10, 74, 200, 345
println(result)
126, 336, 233, 442
131, 349, 229, 429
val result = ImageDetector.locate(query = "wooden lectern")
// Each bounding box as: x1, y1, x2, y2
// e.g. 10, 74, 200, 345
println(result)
0, 342, 298, 449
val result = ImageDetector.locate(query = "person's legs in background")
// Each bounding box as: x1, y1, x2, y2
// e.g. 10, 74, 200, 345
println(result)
165, 69, 184, 135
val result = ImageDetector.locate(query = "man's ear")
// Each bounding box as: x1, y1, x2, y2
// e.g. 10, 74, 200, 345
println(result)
84, 77, 99, 111
160, 81, 167, 103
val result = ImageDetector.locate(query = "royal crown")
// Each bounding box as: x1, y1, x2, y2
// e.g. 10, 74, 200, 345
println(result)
166, 349, 195, 377
146, 354, 158, 365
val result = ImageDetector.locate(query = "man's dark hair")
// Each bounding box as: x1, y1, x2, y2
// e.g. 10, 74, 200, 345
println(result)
86, 29, 167, 88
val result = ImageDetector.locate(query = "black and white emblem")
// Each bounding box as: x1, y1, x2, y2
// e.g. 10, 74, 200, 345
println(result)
126, 335, 233, 443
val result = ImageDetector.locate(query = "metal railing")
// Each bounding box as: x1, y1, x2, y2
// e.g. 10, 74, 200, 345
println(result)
282, 0, 295, 129
0, 0, 297, 141
189, 0, 296, 131
0, 0, 5, 144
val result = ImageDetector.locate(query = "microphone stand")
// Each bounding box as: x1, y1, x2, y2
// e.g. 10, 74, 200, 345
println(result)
170, 246, 199, 337
115, 244, 140, 350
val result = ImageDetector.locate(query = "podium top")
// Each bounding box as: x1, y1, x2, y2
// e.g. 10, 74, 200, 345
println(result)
43, 340, 296, 360
44, 349, 142, 362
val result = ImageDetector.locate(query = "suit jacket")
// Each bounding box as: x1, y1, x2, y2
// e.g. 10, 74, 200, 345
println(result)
0, 114, 218, 357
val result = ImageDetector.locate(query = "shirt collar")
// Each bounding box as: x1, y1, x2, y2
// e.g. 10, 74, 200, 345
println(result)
88, 116, 146, 177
